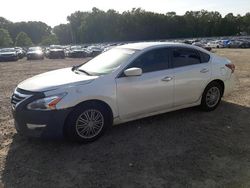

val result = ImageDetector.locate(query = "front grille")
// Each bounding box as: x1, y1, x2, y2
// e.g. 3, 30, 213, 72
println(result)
11, 88, 33, 109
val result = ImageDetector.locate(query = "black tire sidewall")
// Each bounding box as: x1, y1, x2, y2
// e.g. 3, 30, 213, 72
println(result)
65, 102, 112, 143
200, 82, 223, 111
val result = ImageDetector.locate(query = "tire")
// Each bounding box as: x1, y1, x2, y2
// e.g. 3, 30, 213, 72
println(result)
65, 102, 112, 143
200, 82, 223, 111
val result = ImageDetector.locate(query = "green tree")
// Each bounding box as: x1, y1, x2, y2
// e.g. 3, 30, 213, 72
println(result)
0, 17, 12, 30
15, 32, 33, 47
8, 21, 51, 44
0, 28, 13, 47
40, 34, 59, 46
53, 24, 72, 44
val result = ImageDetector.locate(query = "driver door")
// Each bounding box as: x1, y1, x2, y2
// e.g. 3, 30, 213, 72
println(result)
115, 48, 174, 120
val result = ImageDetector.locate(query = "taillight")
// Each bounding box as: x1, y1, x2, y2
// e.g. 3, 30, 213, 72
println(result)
225, 63, 235, 73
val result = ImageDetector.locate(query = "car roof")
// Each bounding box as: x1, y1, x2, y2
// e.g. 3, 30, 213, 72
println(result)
117, 42, 208, 52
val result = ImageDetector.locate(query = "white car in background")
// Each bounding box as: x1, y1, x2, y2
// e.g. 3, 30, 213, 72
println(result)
206, 40, 224, 48
11, 42, 235, 142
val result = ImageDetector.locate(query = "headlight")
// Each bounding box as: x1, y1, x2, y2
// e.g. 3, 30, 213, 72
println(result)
27, 93, 67, 111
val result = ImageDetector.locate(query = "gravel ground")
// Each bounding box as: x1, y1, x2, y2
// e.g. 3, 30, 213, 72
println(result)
0, 50, 250, 188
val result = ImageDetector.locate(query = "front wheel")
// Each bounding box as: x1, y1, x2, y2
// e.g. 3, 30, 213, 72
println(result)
65, 102, 112, 143
200, 82, 223, 111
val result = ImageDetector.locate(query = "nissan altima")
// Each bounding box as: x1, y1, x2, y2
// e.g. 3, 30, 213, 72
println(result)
11, 42, 235, 142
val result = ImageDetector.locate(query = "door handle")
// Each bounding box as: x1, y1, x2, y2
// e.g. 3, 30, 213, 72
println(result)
200, 68, 209, 73
162, 76, 173, 82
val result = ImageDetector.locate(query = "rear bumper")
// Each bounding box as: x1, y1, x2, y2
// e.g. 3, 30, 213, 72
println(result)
224, 73, 235, 96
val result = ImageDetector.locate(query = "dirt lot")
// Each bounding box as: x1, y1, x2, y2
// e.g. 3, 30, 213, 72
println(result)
0, 49, 250, 188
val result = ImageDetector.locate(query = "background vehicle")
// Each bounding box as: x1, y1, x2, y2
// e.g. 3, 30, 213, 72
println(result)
68, 46, 89, 58
11, 42, 235, 143
0, 48, 19, 61
46, 45, 65, 59
206, 40, 224, 48
26, 47, 44, 60
87, 46, 103, 57
192, 42, 212, 51
14, 47, 26, 59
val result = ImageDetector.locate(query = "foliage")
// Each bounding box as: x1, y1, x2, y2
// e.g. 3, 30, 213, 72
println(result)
40, 34, 59, 46
0, 20, 51, 45
53, 24, 72, 44
0, 28, 13, 47
15, 32, 33, 47
1, 9, 250, 45
64, 8, 250, 44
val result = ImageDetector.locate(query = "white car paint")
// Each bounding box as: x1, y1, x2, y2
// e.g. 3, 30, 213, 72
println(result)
17, 42, 235, 125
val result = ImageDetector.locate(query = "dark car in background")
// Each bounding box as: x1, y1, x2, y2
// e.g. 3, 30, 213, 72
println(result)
0, 48, 19, 62
46, 45, 65, 59
68, 45, 90, 58
27, 47, 44, 60
228, 39, 250, 48
87, 46, 103, 57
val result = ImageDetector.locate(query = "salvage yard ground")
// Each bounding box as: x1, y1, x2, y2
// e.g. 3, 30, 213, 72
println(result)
0, 49, 250, 188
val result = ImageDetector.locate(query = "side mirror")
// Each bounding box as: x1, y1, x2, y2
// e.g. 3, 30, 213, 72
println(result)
124, 67, 142, 77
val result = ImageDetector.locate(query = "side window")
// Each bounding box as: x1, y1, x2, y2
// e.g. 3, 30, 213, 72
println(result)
129, 48, 169, 73
172, 48, 201, 68
199, 51, 210, 63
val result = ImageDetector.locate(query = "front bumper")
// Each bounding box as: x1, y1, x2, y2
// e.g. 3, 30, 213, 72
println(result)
11, 88, 72, 139
48, 51, 65, 59
0, 56, 18, 61
13, 108, 72, 139
69, 51, 85, 58
27, 53, 44, 60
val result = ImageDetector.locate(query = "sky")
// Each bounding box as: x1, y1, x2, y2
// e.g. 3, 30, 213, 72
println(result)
1, 0, 249, 27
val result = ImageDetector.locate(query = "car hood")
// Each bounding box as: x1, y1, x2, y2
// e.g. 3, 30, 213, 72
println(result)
0, 52, 16, 55
18, 67, 98, 92
50, 49, 64, 52
27, 51, 43, 54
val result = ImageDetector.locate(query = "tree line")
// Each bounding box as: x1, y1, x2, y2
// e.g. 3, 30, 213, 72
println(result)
1, 8, 250, 47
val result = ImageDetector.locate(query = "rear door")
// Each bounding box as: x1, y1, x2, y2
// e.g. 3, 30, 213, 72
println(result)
170, 47, 211, 107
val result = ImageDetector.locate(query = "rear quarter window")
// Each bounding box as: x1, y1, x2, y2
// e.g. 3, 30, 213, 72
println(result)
199, 51, 210, 63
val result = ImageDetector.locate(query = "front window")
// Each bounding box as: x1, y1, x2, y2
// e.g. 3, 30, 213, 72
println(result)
127, 48, 169, 73
78, 48, 136, 75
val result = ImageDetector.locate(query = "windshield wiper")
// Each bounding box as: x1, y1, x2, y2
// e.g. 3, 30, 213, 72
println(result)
74, 68, 92, 76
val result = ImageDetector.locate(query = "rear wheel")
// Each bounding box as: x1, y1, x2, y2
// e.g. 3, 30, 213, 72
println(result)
200, 82, 223, 111
65, 102, 112, 143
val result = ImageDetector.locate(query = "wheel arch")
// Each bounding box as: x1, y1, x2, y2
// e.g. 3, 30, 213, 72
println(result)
206, 79, 225, 96
63, 99, 114, 138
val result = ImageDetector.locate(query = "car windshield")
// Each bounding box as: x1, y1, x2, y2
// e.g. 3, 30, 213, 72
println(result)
0, 48, 15, 52
78, 48, 136, 75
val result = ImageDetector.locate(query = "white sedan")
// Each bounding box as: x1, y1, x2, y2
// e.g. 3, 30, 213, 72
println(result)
11, 42, 235, 142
